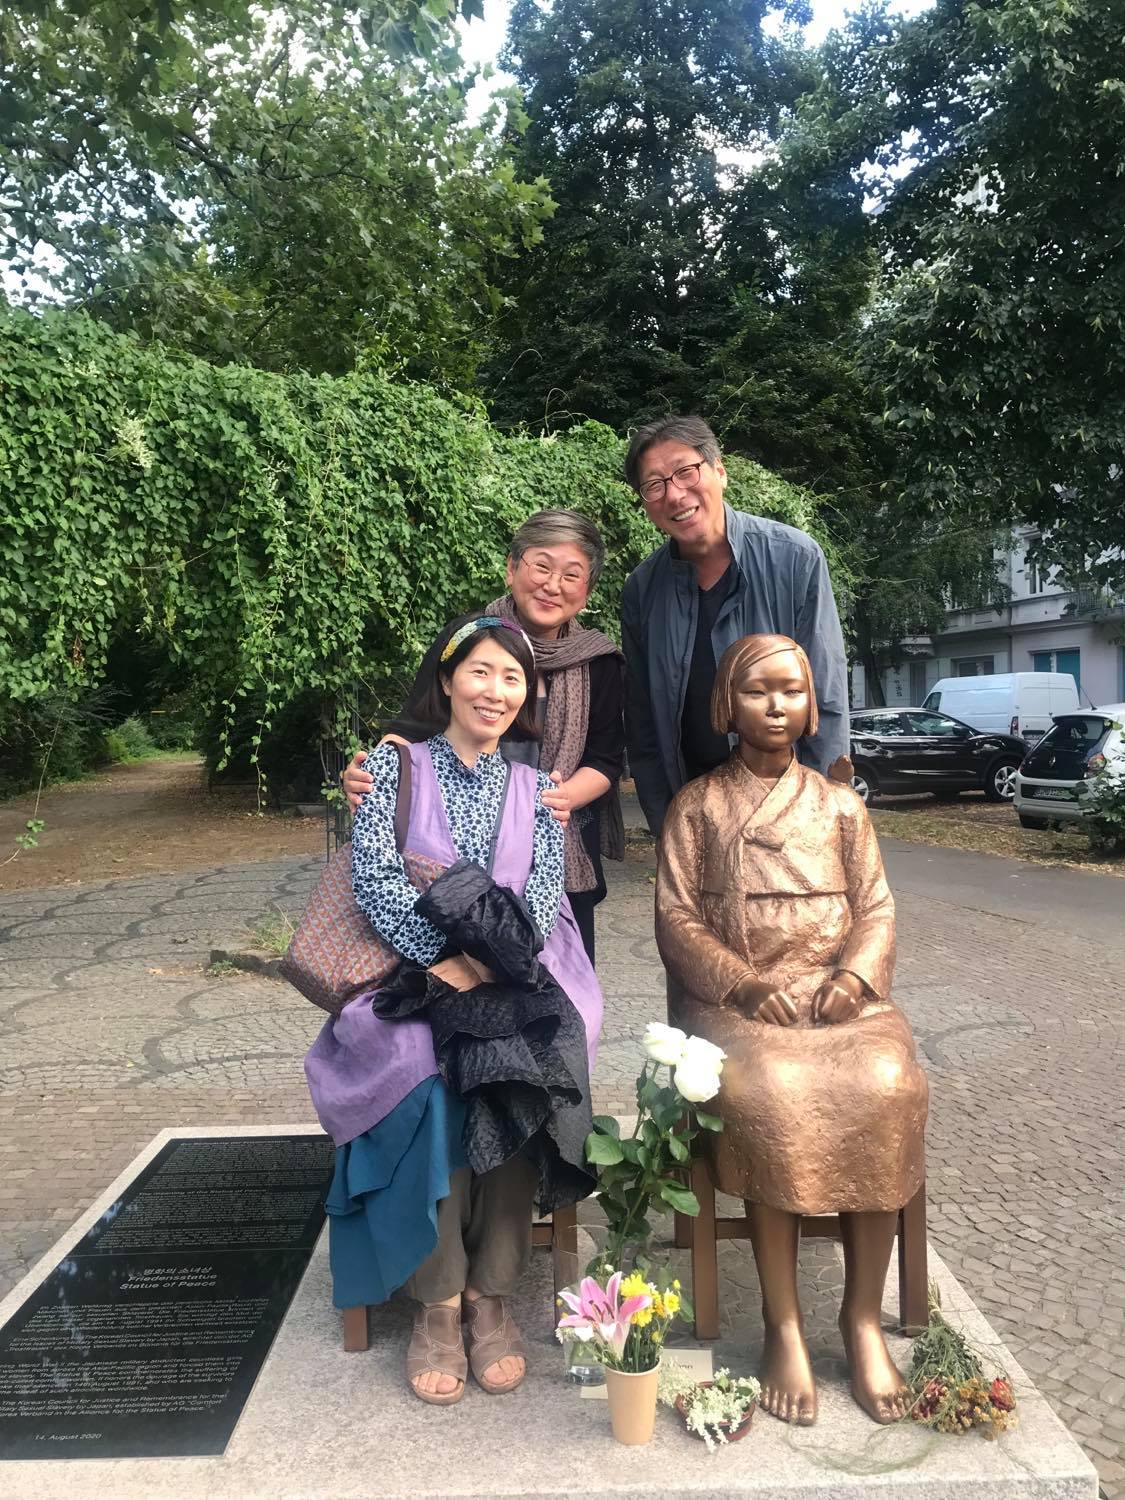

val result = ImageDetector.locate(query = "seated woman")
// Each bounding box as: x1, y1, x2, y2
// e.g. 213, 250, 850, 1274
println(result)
342, 509, 626, 963
655, 634, 928, 1427
305, 614, 603, 1406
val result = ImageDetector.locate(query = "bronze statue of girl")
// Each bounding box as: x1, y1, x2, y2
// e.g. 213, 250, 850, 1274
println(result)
656, 634, 929, 1426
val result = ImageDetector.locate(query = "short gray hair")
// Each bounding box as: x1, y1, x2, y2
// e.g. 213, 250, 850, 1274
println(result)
624, 416, 722, 491
509, 508, 606, 589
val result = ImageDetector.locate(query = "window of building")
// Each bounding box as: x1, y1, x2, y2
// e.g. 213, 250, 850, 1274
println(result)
953, 656, 995, 677
1026, 558, 1042, 594
1032, 649, 1081, 690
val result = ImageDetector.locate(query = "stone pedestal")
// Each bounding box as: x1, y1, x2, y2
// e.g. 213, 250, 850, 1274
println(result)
0, 1128, 1099, 1499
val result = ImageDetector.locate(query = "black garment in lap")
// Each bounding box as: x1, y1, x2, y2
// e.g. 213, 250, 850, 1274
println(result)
680, 561, 736, 782
372, 861, 597, 1214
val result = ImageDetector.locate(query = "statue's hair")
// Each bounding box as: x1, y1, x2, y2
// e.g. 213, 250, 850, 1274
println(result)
710, 633, 819, 739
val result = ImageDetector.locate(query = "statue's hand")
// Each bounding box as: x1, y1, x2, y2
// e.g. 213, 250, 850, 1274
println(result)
812, 973, 865, 1025
729, 975, 797, 1026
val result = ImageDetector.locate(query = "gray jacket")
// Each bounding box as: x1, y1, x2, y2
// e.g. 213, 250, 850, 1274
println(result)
621, 503, 850, 834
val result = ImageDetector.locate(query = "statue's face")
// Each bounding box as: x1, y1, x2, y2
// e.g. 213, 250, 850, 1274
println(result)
731, 649, 810, 751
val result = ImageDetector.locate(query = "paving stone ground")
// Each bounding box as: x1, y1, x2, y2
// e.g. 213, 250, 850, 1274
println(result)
1, 841, 1122, 1492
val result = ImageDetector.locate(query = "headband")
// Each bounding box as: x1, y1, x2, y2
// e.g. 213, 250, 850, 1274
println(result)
438, 615, 534, 664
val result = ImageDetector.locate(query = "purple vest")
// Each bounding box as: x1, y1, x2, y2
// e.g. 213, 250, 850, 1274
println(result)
304, 741, 604, 1146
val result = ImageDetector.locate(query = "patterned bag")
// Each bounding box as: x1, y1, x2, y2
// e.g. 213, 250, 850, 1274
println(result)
280, 743, 445, 1017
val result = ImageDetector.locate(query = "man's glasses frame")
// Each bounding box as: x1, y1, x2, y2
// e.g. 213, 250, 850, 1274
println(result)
638, 461, 705, 504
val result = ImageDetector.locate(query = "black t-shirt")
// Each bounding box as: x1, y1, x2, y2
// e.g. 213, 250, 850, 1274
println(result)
680, 562, 736, 782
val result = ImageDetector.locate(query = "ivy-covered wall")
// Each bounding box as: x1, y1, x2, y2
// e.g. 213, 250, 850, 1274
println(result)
0, 308, 845, 777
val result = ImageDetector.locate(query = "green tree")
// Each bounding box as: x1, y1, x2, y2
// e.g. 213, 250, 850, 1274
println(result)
807, 0, 1125, 588
484, 0, 822, 430
1, 1, 549, 384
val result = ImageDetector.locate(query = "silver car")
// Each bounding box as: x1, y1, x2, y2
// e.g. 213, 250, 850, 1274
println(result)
1013, 704, 1125, 829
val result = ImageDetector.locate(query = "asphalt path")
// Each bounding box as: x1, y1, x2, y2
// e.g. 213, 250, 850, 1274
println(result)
880, 836, 1125, 953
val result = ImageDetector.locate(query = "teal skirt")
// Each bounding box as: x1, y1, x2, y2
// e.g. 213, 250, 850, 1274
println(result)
325, 1075, 467, 1309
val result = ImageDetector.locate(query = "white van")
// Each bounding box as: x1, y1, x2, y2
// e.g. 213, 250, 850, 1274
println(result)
922, 672, 1080, 743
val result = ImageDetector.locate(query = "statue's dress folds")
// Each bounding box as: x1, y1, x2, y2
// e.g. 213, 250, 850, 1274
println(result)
657, 755, 928, 1216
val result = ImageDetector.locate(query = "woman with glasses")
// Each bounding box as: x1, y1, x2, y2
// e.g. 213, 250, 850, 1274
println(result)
343, 510, 624, 962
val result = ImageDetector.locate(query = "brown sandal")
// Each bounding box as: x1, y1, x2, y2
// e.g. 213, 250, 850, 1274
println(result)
463, 1295, 526, 1394
407, 1303, 467, 1406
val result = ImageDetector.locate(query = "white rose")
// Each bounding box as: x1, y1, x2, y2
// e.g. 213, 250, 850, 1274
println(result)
642, 1021, 687, 1067
673, 1035, 726, 1104
680, 1035, 726, 1072
674, 1056, 723, 1104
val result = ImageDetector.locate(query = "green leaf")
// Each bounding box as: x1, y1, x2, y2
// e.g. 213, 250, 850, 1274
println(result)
658, 1182, 700, 1215
590, 1114, 621, 1139
585, 1132, 624, 1165
694, 1110, 723, 1132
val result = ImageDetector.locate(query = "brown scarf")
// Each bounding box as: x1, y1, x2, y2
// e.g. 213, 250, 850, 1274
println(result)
486, 592, 625, 893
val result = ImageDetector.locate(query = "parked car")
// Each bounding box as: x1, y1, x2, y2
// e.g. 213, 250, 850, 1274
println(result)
849, 708, 1027, 805
1013, 705, 1125, 828
922, 672, 1080, 744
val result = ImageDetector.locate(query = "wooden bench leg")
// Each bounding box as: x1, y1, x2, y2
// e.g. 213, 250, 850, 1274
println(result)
898, 1181, 928, 1334
690, 1155, 720, 1341
552, 1201, 579, 1298
673, 1210, 693, 1249
342, 1304, 369, 1352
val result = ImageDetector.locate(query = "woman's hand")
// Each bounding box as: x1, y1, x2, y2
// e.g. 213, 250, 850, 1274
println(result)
728, 974, 797, 1026
538, 770, 572, 829
341, 736, 409, 812
812, 971, 866, 1025
540, 765, 611, 828
428, 955, 496, 992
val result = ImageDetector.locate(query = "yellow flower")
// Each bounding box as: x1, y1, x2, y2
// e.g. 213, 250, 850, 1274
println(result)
672, 1279, 681, 1290
663, 1292, 681, 1315
620, 1272, 648, 1299
651, 1293, 665, 1318
632, 1306, 654, 1327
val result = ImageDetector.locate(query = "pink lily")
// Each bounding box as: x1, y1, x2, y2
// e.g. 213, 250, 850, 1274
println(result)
556, 1272, 651, 1360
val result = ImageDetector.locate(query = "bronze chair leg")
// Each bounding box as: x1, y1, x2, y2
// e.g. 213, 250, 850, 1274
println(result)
897, 1181, 929, 1334
552, 1201, 579, 1298
690, 1154, 720, 1340
342, 1304, 369, 1352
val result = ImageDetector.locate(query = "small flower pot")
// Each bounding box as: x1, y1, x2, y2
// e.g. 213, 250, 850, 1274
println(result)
674, 1383, 756, 1444
603, 1362, 661, 1445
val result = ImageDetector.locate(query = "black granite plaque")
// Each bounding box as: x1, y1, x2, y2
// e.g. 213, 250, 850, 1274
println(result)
0, 1134, 335, 1459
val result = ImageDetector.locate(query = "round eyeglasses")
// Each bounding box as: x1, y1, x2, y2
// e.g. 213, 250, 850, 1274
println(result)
519, 556, 590, 591
638, 461, 705, 504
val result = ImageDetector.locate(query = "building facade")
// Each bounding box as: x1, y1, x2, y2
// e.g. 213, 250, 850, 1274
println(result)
852, 532, 1125, 709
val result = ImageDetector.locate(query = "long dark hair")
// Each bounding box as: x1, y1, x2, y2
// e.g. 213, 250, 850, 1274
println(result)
385, 613, 540, 743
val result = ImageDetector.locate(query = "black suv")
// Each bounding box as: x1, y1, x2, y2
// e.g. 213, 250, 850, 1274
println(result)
849, 709, 1026, 805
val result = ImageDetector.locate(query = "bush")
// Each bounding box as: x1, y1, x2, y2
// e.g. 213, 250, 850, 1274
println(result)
102, 715, 157, 763
0, 307, 848, 779
1078, 750, 1125, 853
0, 691, 115, 799
144, 691, 201, 751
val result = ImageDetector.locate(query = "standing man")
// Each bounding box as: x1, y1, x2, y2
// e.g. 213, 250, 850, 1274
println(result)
621, 416, 851, 835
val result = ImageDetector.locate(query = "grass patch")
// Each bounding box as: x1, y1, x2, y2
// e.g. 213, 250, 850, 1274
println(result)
250, 908, 297, 955
869, 809, 1125, 877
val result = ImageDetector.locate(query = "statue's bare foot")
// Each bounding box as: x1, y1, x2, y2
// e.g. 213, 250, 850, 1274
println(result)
759, 1320, 817, 1425
839, 1312, 910, 1423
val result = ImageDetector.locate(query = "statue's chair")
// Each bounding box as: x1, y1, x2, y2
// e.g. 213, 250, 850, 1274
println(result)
340, 1205, 578, 1352
673, 1152, 929, 1340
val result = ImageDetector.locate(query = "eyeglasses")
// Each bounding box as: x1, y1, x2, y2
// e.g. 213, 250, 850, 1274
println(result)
518, 556, 590, 591
638, 461, 705, 504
